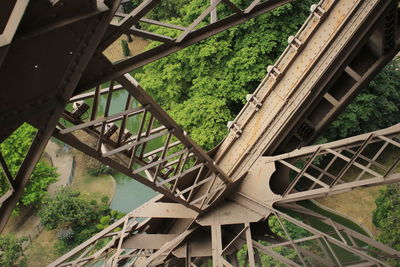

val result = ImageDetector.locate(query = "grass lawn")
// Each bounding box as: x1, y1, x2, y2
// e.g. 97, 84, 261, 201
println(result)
24, 230, 59, 267
314, 146, 400, 237
70, 131, 115, 204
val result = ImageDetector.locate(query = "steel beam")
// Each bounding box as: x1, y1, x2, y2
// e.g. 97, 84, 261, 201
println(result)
270, 124, 400, 203
0, 0, 120, 231
76, 0, 292, 92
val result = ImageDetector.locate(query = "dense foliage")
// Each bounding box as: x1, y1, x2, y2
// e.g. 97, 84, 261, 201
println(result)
0, 234, 27, 267
373, 184, 400, 267
0, 124, 58, 208
135, 0, 317, 150
38, 188, 124, 253
320, 57, 400, 142
38, 188, 98, 230
123, 1, 400, 149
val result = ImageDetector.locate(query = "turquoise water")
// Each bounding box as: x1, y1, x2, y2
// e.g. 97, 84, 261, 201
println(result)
110, 172, 156, 213
90, 89, 159, 212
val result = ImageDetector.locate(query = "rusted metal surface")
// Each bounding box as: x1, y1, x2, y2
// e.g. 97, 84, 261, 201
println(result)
1, 0, 400, 266
0, 0, 121, 231
272, 124, 400, 203
0, 0, 29, 47
54, 71, 233, 212
0, 0, 290, 230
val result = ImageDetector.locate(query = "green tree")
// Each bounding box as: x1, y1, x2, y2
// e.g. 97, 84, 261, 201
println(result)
39, 188, 99, 253
136, 0, 316, 150
96, 210, 125, 231
320, 57, 400, 142
121, 39, 131, 57
0, 124, 58, 207
372, 184, 400, 267
38, 187, 97, 230
38, 187, 126, 253
0, 234, 27, 267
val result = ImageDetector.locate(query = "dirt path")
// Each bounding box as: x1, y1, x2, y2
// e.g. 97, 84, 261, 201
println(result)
3, 141, 74, 235
46, 141, 73, 195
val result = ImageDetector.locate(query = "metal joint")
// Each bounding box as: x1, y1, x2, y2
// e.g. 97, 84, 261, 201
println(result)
310, 4, 326, 20
227, 121, 243, 138
287, 36, 303, 51
266, 65, 282, 80
246, 94, 263, 111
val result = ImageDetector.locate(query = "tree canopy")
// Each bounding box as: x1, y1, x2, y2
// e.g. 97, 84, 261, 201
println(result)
0, 124, 58, 208
0, 234, 26, 267
129, 0, 400, 149
38, 187, 98, 230
373, 184, 400, 267
135, 0, 317, 150
320, 57, 400, 142
38, 187, 125, 253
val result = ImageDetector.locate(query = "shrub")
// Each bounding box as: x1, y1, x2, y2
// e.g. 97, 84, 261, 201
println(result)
88, 165, 116, 177
38, 188, 97, 230
121, 39, 131, 57
101, 196, 109, 204
100, 216, 111, 225
0, 234, 27, 267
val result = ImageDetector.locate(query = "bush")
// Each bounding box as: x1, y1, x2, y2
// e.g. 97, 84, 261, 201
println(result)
88, 165, 116, 177
101, 196, 109, 204
38, 188, 97, 230
0, 234, 27, 267
121, 39, 131, 57
99, 216, 111, 225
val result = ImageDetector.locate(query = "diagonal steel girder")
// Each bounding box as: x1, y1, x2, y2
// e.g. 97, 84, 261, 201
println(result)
49, 124, 400, 267
75, 0, 293, 92
0, 0, 296, 240
54, 66, 233, 212
0, 0, 123, 232
48, 0, 400, 265
0, 0, 395, 265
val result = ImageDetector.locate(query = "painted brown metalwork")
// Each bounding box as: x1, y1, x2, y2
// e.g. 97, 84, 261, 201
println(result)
1, 0, 400, 266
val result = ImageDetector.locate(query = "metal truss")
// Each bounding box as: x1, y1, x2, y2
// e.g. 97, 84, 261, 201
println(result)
54, 72, 233, 212
49, 124, 400, 266
273, 124, 400, 203
0, 0, 290, 230
77, 0, 293, 91
2, 0, 400, 266
0, 0, 123, 231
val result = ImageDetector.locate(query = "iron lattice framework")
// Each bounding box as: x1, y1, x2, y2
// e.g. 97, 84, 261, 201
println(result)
0, 0, 400, 266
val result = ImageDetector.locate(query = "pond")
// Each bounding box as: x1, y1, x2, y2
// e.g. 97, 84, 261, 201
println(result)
89, 89, 158, 212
